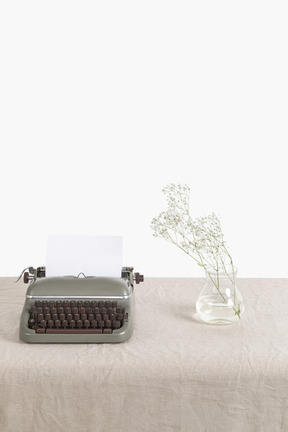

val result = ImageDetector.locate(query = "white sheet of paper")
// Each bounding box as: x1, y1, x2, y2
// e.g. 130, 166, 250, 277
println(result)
45, 235, 122, 277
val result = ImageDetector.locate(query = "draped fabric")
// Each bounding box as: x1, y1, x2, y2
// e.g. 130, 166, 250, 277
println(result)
1, 277, 288, 432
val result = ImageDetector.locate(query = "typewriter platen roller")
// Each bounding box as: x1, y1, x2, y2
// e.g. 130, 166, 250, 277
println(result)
19, 267, 144, 344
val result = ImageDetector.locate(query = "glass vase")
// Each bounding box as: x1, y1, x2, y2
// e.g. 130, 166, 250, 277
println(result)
196, 266, 244, 325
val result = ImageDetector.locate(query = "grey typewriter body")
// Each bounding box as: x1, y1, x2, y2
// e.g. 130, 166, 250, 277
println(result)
19, 267, 143, 344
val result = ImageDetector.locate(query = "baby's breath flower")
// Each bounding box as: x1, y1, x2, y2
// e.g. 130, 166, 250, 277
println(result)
151, 183, 240, 318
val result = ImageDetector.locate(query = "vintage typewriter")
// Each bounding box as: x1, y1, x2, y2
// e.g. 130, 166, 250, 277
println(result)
18, 266, 144, 343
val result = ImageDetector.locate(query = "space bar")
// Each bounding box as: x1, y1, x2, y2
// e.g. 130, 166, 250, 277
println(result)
45, 328, 107, 334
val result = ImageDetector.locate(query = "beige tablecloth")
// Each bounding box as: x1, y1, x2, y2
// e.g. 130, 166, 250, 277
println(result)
1, 277, 288, 432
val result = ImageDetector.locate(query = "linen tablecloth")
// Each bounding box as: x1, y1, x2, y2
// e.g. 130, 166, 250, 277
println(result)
1, 277, 288, 432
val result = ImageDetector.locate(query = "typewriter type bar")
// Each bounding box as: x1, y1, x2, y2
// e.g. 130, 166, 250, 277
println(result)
19, 267, 143, 344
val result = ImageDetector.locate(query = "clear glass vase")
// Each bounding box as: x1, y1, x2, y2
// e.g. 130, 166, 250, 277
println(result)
196, 266, 244, 325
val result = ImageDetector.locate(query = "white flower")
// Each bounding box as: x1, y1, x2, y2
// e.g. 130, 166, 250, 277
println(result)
151, 183, 240, 318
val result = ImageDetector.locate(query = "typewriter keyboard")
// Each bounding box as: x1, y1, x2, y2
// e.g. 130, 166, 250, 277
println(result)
27, 300, 127, 334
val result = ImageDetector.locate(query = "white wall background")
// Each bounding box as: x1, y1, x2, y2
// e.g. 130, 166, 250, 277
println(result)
0, 1, 287, 278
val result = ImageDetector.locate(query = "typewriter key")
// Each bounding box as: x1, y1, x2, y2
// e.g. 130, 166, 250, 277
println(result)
62, 320, 68, 328
113, 321, 120, 329
91, 320, 97, 328
28, 318, 35, 328
84, 320, 89, 329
